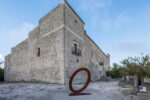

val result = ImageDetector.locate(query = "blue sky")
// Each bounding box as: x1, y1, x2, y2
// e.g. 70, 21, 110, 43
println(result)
0, 0, 150, 67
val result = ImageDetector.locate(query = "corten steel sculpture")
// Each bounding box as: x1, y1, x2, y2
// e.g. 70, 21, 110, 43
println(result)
69, 68, 91, 96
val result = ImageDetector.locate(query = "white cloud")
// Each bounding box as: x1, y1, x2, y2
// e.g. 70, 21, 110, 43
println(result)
0, 53, 4, 68
77, 0, 150, 66
101, 12, 130, 32
0, 54, 4, 61
114, 42, 149, 53
10, 23, 35, 43
78, 0, 111, 11
109, 41, 150, 65
0, 23, 35, 68
78, 0, 130, 32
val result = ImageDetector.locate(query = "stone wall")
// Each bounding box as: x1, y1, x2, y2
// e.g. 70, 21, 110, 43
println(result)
64, 1, 110, 84
84, 34, 110, 81
4, 54, 11, 81
39, 3, 65, 36
4, 2, 65, 84
4, 39, 29, 81
28, 27, 64, 84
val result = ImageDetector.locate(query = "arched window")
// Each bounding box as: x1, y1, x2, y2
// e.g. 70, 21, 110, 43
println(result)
72, 40, 81, 55
74, 43, 78, 52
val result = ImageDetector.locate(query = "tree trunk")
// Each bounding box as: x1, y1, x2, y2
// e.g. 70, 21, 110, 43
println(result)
137, 84, 140, 93
134, 76, 137, 86
141, 78, 144, 86
124, 75, 126, 81
137, 77, 142, 93
134, 76, 140, 92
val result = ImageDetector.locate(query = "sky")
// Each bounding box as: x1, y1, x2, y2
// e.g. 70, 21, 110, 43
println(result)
0, 0, 150, 68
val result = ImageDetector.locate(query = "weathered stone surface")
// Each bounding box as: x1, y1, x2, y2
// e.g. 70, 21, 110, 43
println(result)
4, 0, 110, 84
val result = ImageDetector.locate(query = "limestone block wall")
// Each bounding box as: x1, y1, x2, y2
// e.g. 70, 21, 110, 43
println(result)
83, 34, 110, 81
4, 39, 30, 81
64, 2, 84, 39
63, 2, 88, 84
64, 29, 110, 83
64, 29, 85, 83
39, 2, 65, 36
4, 2, 65, 84
4, 54, 11, 81
5, 26, 65, 84
28, 27, 64, 84
64, 1, 110, 83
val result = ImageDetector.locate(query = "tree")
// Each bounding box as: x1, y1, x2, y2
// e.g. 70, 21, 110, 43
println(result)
119, 67, 128, 81
106, 63, 122, 79
0, 68, 4, 81
0, 62, 4, 81
121, 55, 150, 92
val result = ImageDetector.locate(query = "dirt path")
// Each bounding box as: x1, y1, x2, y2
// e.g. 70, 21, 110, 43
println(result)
0, 81, 130, 100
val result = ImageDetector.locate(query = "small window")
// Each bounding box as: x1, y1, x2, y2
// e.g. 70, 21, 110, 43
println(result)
74, 43, 78, 52
75, 19, 77, 23
72, 40, 81, 56
37, 48, 40, 57
77, 59, 79, 63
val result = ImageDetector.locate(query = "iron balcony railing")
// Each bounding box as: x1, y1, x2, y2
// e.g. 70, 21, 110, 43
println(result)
72, 47, 81, 56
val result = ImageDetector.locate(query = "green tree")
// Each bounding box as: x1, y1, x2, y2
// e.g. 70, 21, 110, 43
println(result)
119, 67, 127, 81
121, 55, 150, 92
107, 63, 122, 79
0, 67, 4, 81
0, 61, 4, 81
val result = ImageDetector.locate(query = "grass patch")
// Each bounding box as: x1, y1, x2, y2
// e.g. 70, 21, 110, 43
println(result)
119, 80, 134, 88
143, 82, 150, 92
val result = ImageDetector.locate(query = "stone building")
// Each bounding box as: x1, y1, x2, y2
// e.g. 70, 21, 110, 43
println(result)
4, 0, 110, 84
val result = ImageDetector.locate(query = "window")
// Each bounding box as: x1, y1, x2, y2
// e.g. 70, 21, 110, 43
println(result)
99, 61, 104, 66
77, 59, 79, 63
37, 48, 40, 57
72, 40, 81, 56
75, 19, 77, 23
74, 43, 78, 52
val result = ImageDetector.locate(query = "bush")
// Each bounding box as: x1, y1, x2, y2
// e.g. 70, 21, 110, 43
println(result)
0, 68, 4, 81
106, 66, 122, 79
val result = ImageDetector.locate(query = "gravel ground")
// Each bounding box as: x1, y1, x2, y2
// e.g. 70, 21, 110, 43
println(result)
0, 81, 131, 100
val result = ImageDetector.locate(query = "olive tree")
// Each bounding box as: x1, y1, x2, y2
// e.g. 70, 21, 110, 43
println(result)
121, 55, 150, 92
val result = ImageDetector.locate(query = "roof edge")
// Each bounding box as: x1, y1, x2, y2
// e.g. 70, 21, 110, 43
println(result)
62, 0, 85, 24
84, 30, 109, 58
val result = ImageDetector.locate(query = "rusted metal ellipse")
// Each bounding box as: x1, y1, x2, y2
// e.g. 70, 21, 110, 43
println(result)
69, 68, 91, 95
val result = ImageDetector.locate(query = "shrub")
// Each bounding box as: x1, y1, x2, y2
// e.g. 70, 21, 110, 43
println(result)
106, 66, 122, 79
0, 68, 4, 81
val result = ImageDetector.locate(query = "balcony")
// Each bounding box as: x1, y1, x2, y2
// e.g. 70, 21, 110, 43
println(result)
72, 47, 81, 56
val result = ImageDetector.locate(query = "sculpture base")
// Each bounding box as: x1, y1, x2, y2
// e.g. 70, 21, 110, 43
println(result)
69, 93, 91, 96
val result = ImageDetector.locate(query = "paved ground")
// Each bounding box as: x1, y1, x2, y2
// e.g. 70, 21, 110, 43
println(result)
0, 81, 130, 100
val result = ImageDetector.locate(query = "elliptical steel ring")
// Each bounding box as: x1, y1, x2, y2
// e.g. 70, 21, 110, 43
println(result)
69, 68, 91, 93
